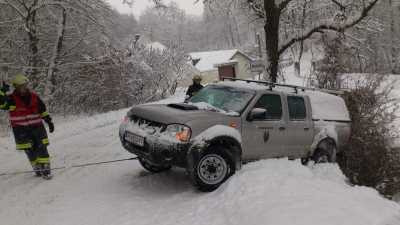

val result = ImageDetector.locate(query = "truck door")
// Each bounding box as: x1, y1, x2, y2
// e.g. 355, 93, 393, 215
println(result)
283, 95, 313, 157
241, 93, 286, 160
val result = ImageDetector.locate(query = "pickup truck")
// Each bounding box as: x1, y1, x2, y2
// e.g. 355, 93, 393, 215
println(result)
119, 78, 351, 192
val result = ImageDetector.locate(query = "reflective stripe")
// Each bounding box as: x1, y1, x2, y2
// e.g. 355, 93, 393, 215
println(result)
30, 158, 39, 166
13, 118, 43, 126
13, 122, 30, 126
9, 105, 16, 111
0, 101, 7, 109
28, 118, 42, 124
10, 92, 42, 127
10, 114, 41, 120
42, 138, 49, 145
26, 114, 40, 119
41, 111, 49, 117
38, 158, 50, 163
16, 143, 32, 149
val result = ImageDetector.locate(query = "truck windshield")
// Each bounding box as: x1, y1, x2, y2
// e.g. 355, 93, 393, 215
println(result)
187, 85, 256, 115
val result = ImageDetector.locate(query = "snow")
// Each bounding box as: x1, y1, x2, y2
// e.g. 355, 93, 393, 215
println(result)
189, 49, 242, 72
189, 102, 240, 116
145, 41, 166, 51
1, 53, 400, 225
194, 124, 242, 144
306, 90, 350, 121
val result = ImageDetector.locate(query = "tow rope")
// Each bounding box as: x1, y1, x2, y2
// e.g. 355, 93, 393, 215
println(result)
0, 157, 138, 176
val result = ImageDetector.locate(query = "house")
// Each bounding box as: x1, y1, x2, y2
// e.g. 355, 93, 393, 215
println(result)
180, 49, 259, 86
133, 34, 152, 47
132, 34, 166, 51
132, 35, 258, 87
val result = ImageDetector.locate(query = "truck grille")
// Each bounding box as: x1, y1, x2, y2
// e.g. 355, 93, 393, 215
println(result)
129, 114, 166, 133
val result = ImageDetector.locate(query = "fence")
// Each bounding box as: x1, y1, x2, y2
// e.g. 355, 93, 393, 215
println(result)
279, 59, 294, 68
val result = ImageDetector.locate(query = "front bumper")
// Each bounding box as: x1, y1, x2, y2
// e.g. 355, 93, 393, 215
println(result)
119, 123, 203, 169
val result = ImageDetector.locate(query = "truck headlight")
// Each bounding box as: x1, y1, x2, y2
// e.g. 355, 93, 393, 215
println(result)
166, 124, 191, 141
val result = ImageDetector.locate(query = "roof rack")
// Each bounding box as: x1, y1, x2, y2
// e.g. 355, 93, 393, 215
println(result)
219, 76, 344, 95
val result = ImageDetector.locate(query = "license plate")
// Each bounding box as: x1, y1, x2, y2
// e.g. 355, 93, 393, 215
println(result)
125, 131, 144, 147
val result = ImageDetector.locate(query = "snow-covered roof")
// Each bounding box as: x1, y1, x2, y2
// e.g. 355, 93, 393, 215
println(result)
213, 59, 238, 67
145, 42, 166, 51
189, 49, 251, 72
136, 35, 152, 45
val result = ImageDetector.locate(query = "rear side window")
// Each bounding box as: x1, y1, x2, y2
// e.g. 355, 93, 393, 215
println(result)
287, 96, 306, 120
253, 94, 282, 120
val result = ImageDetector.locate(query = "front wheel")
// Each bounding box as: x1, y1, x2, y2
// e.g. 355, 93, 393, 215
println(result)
138, 157, 172, 173
187, 147, 235, 192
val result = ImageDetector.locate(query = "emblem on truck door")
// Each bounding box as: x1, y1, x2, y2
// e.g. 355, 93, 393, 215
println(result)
263, 131, 270, 143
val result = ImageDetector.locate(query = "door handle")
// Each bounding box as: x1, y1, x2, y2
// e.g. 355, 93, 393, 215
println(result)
303, 127, 310, 131
279, 126, 286, 131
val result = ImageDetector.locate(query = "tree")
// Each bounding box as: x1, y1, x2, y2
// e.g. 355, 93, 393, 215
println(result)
240, 0, 380, 82
0, 0, 116, 93
339, 74, 400, 198
163, 42, 196, 95
314, 33, 400, 199
138, 1, 188, 46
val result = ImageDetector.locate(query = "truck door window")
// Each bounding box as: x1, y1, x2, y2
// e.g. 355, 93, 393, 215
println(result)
287, 96, 306, 120
253, 94, 282, 120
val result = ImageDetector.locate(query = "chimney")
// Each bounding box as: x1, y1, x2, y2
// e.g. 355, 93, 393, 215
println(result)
135, 34, 140, 42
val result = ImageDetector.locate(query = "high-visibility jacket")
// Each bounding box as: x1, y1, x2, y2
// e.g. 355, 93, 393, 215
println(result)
10, 92, 43, 127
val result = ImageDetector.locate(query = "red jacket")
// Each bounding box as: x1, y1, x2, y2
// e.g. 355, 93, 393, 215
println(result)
9, 92, 43, 127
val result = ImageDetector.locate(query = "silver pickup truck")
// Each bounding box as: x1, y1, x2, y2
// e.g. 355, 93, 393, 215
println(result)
119, 78, 351, 192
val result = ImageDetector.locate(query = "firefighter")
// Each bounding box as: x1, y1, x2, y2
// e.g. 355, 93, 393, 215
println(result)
0, 74, 55, 179
185, 74, 204, 100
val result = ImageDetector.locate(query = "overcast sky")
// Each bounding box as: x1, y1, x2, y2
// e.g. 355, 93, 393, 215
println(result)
106, 0, 204, 19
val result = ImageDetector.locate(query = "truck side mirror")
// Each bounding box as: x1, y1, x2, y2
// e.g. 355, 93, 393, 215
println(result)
247, 108, 267, 121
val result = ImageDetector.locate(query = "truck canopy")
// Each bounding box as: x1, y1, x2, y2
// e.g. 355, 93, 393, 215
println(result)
306, 91, 350, 122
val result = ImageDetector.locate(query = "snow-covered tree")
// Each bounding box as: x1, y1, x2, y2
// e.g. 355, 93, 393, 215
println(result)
0, 0, 116, 95
240, 0, 380, 82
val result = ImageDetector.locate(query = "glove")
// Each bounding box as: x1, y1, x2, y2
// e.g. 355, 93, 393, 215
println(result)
1, 81, 10, 93
48, 121, 54, 133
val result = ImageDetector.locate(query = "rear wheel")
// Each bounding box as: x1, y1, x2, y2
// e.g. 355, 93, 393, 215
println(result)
312, 148, 330, 163
187, 147, 235, 192
138, 157, 172, 173
312, 145, 337, 164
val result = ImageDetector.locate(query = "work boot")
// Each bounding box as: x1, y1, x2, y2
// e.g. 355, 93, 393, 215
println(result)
40, 163, 53, 179
32, 164, 42, 177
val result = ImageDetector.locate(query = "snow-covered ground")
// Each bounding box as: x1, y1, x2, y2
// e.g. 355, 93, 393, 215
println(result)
1, 54, 400, 225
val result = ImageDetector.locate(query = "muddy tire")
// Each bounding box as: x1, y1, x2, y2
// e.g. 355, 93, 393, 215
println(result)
312, 146, 336, 164
187, 147, 235, 192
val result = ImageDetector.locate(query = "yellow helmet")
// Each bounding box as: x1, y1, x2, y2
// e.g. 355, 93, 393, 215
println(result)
192, 74, 202, 82
12, 74, 29, 88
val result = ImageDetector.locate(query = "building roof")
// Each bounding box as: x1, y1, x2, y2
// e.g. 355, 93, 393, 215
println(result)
136, 35, 152, 45
189, 49, 253, 72
145, 42, 166, 51
134, 35, 166, 52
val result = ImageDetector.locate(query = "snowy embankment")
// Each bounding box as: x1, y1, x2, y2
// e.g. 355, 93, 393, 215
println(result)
1, 89, 400, 225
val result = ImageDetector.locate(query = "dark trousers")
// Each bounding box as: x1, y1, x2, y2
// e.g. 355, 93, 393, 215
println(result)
12, 124, 50, 166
